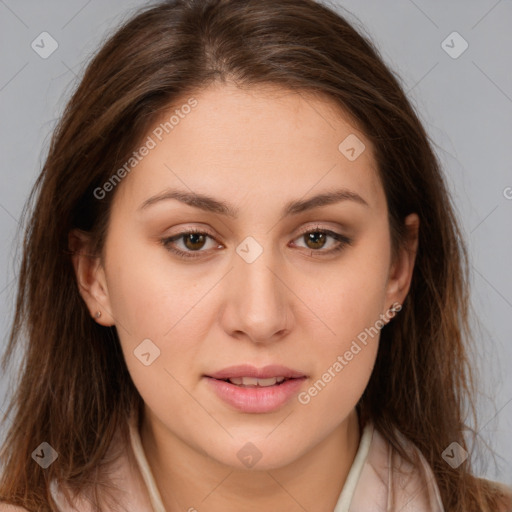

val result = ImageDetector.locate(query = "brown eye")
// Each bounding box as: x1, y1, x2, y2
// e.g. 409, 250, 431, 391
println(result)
303, 231, 328, 250
291, 228, 353, 256
182, 232, 207, 251
161, 229, 220, 259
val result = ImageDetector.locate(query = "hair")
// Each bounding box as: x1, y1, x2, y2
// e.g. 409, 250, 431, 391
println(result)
0, 0, 510, 510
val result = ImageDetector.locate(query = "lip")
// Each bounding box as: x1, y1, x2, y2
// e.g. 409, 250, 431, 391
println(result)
205, 364, 306, 380
204, 375, 307, 413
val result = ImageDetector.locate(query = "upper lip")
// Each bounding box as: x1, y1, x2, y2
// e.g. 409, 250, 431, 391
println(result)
205, 364, 307, 380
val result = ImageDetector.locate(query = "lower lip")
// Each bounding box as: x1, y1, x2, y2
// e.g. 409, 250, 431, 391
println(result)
204, 377, 307, 413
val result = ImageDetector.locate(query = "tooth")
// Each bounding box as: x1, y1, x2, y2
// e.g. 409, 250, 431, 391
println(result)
252, 377, 278, 386
240, 377, 278, 386
242, 377, 260, 386
227, 377, 282, 387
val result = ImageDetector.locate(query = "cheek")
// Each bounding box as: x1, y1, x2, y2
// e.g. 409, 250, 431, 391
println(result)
104, 233, 210, 337
309, 227, 391, 341
296, 229, 390, 414
297, 340, 377, 440
103, 234, 217, 386
297, 286, 383, 430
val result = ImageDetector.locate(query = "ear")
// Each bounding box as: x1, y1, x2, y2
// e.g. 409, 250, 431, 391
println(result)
383, 213, 420, 312
68, 229, 115, 326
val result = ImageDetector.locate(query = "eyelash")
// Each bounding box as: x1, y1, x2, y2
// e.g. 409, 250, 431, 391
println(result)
161, 226, 353, 260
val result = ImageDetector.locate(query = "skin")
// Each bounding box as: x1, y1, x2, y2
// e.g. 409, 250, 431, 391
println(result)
71, 81, 419, 512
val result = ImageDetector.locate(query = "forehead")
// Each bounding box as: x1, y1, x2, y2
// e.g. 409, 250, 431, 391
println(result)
112, 82, 385, 213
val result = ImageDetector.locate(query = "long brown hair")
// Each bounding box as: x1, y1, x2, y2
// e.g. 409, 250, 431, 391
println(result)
1, 0, 509, 510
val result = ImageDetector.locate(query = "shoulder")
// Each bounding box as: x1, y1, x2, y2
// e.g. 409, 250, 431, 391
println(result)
0, 504, 31, 512
49, 417, 154, 512
371, 425, 445, 510
349, 423, 444, 511
480, 479, 512, 512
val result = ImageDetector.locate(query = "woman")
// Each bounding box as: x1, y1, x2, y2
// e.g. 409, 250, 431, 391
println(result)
0, 0, 510, 510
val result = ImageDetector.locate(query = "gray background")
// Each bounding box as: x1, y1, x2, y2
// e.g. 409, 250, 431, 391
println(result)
0, 0, 511, 486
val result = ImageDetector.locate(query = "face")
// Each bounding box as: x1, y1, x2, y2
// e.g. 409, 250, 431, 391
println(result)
73, 82, 418, 470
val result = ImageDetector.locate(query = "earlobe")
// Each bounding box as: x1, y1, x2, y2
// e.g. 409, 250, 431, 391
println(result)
68, 229, 115, 326
384, 213, 420, 309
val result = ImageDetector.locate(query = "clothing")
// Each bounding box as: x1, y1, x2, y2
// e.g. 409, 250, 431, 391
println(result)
44, 406, 445, 511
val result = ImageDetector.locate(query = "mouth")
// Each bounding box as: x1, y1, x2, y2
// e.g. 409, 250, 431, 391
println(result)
203, 364, 307, 413
207, 375, 302, 387
217, 376, 302, 388
204, 364, 307, 384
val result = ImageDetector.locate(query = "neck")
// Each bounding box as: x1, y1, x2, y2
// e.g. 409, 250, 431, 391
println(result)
140, 407, 361, 512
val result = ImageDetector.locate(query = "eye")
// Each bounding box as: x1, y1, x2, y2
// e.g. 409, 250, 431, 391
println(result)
161, 229, 221, 259
290, 226, 353, 256
161, 226, 353, 260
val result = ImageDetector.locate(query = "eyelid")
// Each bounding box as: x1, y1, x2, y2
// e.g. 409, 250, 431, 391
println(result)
161, 224, 352, 259
290, 225, 353, 251
161, 227, 220, 257
294, 223, 345, 237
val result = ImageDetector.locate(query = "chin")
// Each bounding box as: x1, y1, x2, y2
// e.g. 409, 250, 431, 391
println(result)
210, 438, 303, 472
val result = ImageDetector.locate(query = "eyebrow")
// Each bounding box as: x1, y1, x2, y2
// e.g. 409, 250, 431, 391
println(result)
138, 187, 369, 217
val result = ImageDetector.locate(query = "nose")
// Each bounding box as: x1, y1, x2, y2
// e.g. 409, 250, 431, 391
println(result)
220, 240, 291, 344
